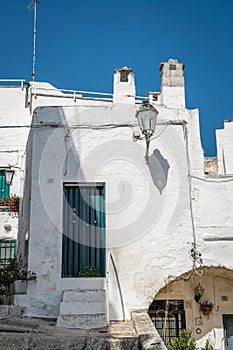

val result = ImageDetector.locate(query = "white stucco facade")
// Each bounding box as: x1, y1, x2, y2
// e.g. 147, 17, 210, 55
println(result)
216, 120, 233, 175
1, 59, 233, 348
0, 85, 30, 244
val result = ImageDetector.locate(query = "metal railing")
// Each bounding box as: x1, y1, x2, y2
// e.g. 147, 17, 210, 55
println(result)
30, 86, 150, 102
30, 86, 113, 101
0, 240, 17, 266
0, 79, 26, 89
0, 79, 153, 102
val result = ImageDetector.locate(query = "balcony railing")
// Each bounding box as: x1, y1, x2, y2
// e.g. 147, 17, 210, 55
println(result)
0, 79, 26, 89
0, 79, 156, 104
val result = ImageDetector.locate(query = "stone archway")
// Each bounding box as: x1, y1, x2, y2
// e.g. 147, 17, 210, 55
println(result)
148, 266, 233, 349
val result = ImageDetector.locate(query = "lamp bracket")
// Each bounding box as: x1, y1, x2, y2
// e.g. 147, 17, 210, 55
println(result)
132, 131, 143, 142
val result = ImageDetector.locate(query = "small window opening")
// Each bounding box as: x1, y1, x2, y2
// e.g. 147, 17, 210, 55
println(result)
169, 64, 176, 70
151, 93, 158, 102
120, 71, 129, 82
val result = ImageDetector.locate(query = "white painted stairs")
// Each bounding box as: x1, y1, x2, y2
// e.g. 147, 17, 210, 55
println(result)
56, 289, 107, 329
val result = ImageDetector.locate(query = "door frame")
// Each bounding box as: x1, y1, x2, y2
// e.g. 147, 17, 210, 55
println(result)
223, 314, 233, 350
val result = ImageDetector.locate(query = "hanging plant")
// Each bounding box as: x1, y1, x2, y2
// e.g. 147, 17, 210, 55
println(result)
199, 300, 213, 316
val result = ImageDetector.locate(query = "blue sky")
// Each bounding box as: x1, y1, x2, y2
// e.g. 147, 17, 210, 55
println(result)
1, 0, 233, 156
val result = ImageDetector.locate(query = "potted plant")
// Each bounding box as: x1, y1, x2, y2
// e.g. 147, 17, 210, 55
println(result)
199, 300, 213, 316
0, 258, 36, 298
2, 195, 20, 212
78, 266, 100, 277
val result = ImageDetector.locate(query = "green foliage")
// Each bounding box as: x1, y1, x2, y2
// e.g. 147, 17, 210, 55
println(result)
78, 266, 100, 277
0, 258, 36, 295
201, 340, 213, 350
2, 195, 20, 212
167, 329, 196, 350
167, 330, 213, 350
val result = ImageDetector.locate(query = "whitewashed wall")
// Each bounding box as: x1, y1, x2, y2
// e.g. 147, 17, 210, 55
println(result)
0, 86, 31, 240
216, 120, 233, 174
17, 100, 207, 319
2, 61, 233, 344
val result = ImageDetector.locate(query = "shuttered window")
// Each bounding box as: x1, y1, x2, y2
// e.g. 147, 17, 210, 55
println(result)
0, 171, 10, 202
62, 183, 106, 278
223, 315, 233, 350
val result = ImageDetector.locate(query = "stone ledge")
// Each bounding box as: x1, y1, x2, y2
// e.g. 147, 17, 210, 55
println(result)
131, 310, 167, 350
59, 301, 105, 315
56, 313, 107, 329
0, 313, 167, 349
0, 317, 139, 349
63, 289, 105, 302
0, 305, 25, 318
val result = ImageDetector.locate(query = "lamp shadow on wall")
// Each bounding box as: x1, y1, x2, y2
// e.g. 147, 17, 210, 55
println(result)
147, 149, 170, 194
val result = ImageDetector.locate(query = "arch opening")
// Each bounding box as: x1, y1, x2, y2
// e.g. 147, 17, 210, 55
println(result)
148, 266, 233, 349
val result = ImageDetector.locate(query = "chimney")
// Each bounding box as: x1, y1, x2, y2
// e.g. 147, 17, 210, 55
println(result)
160, 59, 185, 108
113, 66, 135, 104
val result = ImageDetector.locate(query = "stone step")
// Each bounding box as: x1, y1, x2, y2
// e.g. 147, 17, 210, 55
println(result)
63, 289, 105, 302
56, 313, 107, 329
57, 289, 107, 329
59, 301, 105, 315
0, 305, 25, 317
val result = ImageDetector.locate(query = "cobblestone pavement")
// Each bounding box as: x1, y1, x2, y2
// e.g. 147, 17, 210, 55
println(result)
0, 310, 166, 350
0, 317, 139, 350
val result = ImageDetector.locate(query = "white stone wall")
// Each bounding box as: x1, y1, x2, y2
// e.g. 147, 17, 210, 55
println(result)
1, 61, 233, 344
19, 100, 206, 319
0, 87, 31, 196
113, 67, 135, 104
0, 213, 18, 241
216, 120, 233, 174
0, 86, 31, 241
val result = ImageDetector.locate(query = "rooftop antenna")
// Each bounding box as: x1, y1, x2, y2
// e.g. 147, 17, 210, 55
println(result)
27, 0, 39, 81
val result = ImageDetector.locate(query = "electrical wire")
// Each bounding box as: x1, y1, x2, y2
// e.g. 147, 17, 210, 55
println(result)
191, 174, 233, 182
182, 124, 204, 275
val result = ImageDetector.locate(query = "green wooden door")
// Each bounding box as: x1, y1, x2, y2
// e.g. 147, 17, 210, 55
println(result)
62, 184, 106, 277
224, 315, 233, 350
0, 171, 9, 202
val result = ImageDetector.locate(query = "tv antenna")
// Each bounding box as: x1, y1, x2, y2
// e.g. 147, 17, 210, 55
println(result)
27, 0, 39, 81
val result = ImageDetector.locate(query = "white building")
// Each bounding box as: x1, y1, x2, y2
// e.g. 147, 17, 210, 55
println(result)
1, 60, 233, 349
0, 81, 30, 263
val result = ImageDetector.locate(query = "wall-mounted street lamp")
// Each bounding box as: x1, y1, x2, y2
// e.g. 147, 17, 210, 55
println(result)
5, 170, 14, 185
135, 100, 158, 161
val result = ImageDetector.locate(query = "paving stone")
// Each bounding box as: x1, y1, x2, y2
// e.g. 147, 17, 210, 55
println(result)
0, 314, 166, 349
0, 305, 9, 317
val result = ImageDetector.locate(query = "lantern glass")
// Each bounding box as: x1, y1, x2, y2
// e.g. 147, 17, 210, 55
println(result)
5, 170, 14, 185
136, 102, 158, 135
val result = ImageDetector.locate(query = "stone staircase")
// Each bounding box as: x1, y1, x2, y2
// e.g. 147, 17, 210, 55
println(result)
56, 289, 107, 329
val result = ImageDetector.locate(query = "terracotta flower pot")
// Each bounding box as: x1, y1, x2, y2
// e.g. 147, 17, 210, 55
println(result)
200, 304, 213, 316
